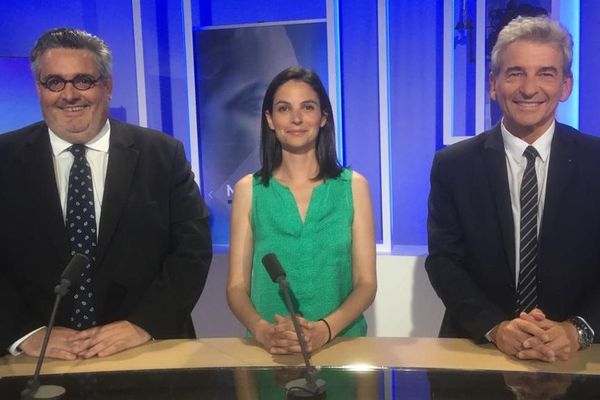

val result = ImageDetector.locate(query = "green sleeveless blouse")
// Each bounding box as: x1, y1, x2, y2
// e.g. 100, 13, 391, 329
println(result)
250, 168, 367, 337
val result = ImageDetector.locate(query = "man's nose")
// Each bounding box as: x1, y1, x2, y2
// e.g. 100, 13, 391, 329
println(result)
60, 82, 81, 101
519, 76, 539, 97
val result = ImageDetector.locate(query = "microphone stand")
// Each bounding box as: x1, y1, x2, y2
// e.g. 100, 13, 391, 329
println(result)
276, 277, 326, 398
20, 277, 75, 399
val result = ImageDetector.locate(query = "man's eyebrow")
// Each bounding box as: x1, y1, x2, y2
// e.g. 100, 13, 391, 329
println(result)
504, 66, 525, 74
39, 73, 62, 80
39, 73, 95, 80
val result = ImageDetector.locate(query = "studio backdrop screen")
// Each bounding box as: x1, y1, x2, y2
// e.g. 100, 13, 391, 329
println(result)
194, 22, 328, 246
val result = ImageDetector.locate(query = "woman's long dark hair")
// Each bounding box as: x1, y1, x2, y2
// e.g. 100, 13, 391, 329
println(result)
255, 66, 342, 185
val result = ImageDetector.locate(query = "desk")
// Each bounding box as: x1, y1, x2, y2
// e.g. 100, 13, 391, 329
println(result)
1, 338, 599, 399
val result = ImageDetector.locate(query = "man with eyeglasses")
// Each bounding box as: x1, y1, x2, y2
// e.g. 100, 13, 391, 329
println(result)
0, 28, 213, 359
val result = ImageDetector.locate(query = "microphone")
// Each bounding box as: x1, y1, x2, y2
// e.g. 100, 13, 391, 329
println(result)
262, 252, 286, 283
262, 253, 326, 398
21, 253, 89, 400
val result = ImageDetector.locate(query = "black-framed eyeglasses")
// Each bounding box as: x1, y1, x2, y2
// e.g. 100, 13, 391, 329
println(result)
38, 75, 103, 92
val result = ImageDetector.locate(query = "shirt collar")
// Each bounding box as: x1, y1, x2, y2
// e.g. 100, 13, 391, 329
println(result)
500, 119, 554, 164
48, 120, 111, 156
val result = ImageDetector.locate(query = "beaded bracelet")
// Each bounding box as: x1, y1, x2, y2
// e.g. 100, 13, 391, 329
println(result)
319, 318, 332, 344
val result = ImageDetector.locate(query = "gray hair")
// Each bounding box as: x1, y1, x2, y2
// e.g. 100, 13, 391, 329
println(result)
491, 15, 572, 77
30, 28, 112, 79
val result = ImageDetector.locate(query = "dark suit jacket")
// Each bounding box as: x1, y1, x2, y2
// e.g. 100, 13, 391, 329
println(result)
0, 119, 212, 353
425, 123, 600, 343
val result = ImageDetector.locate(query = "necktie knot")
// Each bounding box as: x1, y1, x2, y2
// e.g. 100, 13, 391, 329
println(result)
523, 146, 539, 162
69, 144, 86, 157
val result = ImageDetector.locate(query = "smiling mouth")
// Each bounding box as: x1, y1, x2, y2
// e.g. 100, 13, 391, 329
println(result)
286, 130, 307, 135
514, 101, 545, 108
60, 105, 89, 112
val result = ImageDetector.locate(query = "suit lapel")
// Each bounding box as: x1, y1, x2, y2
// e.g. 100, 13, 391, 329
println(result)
21, 125, 71, 264
540, 124, 576, 246
483, 127, 516, 283
96, 121, 139, 266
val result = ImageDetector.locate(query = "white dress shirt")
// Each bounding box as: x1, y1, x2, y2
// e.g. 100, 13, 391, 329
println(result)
49, 120, 111, 232
501, 120, 554, 286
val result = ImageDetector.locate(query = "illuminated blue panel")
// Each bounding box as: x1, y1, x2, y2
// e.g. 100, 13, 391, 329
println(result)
338, 0, 383, 243
140, 0, 189, 141
191, 0, 325, 27
556, 0, 580, 128
579, 2, 600, 136
0, 57, 41, 134
388, 1, 442, 247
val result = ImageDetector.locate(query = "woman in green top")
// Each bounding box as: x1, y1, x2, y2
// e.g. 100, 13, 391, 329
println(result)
227, 66, 376, 354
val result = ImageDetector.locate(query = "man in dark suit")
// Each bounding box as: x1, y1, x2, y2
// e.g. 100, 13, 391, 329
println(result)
426, 16, 598, 362
0, 28, 212, 359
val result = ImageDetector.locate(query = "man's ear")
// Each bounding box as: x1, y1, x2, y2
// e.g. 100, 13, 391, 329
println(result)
560, 75, 573, 102
489, 73, 498, 102
104, 76, 113, 97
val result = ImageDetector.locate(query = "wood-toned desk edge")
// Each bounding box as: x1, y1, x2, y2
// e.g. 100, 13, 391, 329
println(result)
1, 337, 598, 377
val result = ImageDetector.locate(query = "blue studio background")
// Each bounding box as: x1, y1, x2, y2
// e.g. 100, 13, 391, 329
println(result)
1, 0, 599, 252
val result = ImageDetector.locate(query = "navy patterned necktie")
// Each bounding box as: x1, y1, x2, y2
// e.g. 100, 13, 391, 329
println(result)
517, 145, 539, 314
66, 144, 98, 329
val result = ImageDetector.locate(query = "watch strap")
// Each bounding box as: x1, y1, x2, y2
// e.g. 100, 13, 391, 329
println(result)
568, 316, 594, 349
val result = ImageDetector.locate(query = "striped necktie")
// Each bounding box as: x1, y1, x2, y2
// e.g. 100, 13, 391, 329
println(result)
517, 145, 539, 314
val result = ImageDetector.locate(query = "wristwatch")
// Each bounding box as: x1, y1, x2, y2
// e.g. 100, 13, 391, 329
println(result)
568, 316, 594, 349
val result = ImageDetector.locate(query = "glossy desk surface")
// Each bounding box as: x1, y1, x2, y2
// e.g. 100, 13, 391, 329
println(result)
1, 337, 599, 377
1, 338, 599, 399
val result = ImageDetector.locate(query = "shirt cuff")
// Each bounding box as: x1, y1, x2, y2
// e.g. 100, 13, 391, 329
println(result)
8, 327, 45, 356
484, 325, 497, 343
